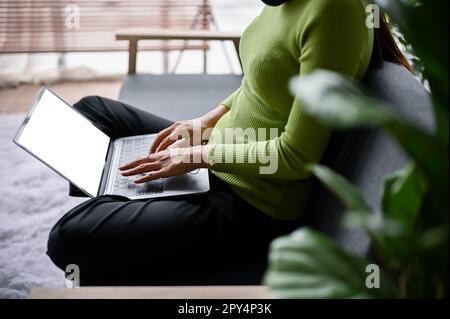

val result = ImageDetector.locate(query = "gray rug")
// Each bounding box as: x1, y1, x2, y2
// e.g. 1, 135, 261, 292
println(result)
0, 113, 84, 298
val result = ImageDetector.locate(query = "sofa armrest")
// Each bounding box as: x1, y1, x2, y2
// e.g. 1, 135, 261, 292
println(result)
116, 29, 242, 74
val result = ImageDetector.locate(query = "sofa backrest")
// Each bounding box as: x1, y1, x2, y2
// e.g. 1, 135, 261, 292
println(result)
303, 62, 435, 256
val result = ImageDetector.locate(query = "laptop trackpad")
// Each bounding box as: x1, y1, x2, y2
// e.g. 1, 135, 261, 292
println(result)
164, 171, 205, 191
125, 168, 209, 199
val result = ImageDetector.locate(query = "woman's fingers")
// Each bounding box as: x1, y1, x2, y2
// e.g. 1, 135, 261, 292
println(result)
155, 130, 186, 153
119, 156, 150, 171
155, 136, 174, 153
134, 169, 167, 184
149, 125, 174, 153
120, 162, 161, 177
169, 138, 189, 149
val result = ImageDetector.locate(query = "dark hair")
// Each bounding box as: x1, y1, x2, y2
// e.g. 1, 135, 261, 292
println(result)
370, 12, 412, 71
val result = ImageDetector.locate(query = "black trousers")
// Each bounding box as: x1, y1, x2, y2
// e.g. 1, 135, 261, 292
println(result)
47, 96, 297, 286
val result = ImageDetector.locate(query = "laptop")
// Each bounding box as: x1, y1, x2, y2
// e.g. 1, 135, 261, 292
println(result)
13, 87, 210, 199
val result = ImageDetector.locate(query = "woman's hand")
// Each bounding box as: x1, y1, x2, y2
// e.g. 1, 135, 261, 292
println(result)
149, 104, 229, 153
119, 146, 211, 184
149, 118, 206, 154
119, 105, 227, 183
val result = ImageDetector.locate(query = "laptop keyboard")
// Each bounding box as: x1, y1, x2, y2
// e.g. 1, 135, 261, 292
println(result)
111, 136, 163, 196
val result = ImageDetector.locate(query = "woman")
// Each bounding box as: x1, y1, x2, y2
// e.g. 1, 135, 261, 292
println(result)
47, 0, 410, 285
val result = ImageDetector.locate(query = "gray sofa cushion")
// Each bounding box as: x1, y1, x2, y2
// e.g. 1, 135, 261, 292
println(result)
304, 62, 435, 256
119, 74, 243, 121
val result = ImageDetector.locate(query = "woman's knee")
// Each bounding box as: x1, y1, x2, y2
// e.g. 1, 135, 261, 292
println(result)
46, 219, 81, 271
74, 95, 99, 106
47, 227, 66, 271
72, 95, 116, 135
46, 196, 112, 270
73, 95, 103, 118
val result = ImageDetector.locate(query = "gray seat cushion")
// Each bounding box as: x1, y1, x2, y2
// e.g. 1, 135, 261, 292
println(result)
119, 74, 243, 121
304, 62, 435, 256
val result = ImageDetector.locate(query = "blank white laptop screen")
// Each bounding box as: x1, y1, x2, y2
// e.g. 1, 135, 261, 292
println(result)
15, 89, 110, 196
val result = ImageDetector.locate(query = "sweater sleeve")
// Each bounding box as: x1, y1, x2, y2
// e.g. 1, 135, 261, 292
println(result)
220, 87, 241, 109
208, 0, 371, 179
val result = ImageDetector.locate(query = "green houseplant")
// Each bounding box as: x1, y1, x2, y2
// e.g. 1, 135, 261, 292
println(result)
264, 0, 448, 298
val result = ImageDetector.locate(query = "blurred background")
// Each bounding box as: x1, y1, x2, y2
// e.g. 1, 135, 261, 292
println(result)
0, 0, 262, 112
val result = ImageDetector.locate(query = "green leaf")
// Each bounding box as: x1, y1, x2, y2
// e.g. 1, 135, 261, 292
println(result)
307, 164, 370, 211
374, 163, 436, 266
418, 225, 449, 252
264, 228, 397, 298
382, 163, 428, 229
290, 72, 394, 129
343, 211, 404, 238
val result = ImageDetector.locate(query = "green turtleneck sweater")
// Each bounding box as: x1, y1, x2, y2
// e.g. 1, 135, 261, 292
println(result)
207, 0, 373, 220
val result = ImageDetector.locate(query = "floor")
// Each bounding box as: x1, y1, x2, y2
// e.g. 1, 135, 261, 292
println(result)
0, 80, 123, 114
0, 114, 85, 298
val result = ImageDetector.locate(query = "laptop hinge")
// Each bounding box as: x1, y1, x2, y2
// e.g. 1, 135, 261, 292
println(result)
97, 139, 115, 196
